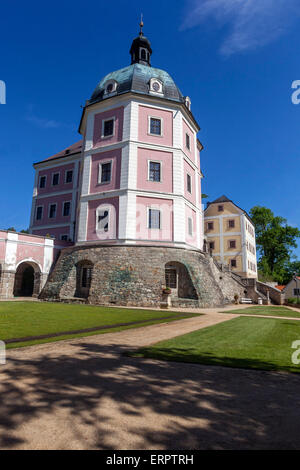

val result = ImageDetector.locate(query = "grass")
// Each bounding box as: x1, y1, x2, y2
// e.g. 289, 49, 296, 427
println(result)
129, 316, 300, 374
221, 306, 300, 318
0, 301, 200, 349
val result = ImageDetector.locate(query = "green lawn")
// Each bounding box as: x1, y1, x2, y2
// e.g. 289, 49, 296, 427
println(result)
130, 316, 300, 374
221, 306, 300, 318
0, 301, 199, 349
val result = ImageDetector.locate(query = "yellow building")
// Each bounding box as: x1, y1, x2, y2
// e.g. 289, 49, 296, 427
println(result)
204, 196, 257, 278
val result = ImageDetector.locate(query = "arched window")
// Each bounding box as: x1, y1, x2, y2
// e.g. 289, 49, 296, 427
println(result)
140, 48, 146, 60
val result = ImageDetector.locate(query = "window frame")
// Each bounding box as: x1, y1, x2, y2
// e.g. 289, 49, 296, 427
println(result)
188, 217, 193, 236
48, 203, 57, 219
148, 160, 162, 183
98, 159, 113, 185
39, 175, 47, 189
229, 240, 237, 249
65, 169, 73, 184
207, 221, 214, 231
186, 173, 192, 194
62, 201, 71, 217
228, 219, 235, 228
148, 116, 163, 137
218, 205, 224, 212
186, 133, 191, 150
230, 259, 237, 268
148, 207, 161, 230
51, 172, 60, 187
101, 117, 115, 139
36, 205, 43, 221
60, 234, 69, 241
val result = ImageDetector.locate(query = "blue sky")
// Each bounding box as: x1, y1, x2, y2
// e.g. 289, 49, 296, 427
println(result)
0, 0, 299, 257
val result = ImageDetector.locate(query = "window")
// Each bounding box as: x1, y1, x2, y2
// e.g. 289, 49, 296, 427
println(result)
60, 235, 68, 241
228, 219, 235, 228
294, 289, 300, 296
187, 174, 192, 193
52, 173, 59, 186
165, 268, 177, 289
99, 161, 112, 183
103, 119, 114, 137
149, 161, 161, 182
149, 118, 162, 136
97, 210, 109, 232
188, 217, 193, 236
218, 205, 224, 212
186, 133, 190, 150
106, 83, 114, 93
49, 204, 57, 219
209, 241, 215, 251
229, 240, 236, 249
39, 176, 46, 189
63, 201, 71, 217
207, 222, 214, 231
230, 259, 237, 268
65, 170, 73, 184
148, 209, 161, 229
36, 206, 43, 220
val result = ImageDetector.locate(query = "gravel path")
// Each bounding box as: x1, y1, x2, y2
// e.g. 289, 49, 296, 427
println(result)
1, 310, 300, 450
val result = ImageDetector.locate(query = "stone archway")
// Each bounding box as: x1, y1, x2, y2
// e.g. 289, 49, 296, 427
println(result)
13, 261, 41, 297
165, 261, 198, 300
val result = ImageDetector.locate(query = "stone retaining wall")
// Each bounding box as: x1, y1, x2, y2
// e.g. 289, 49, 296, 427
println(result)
40, 244, 245, 308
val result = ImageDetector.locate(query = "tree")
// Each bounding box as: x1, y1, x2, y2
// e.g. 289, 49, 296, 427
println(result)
250, 206, 300, 283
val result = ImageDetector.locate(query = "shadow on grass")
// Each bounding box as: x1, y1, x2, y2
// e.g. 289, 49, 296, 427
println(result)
127, 347, 300, 374
1, 341, 300, 450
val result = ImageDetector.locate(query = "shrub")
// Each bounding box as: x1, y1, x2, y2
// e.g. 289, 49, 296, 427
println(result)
287, 298, 297, 304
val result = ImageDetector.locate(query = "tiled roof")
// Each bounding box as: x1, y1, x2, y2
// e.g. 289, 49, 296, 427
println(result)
34, 140, 83, 165
275, 285, 286, 291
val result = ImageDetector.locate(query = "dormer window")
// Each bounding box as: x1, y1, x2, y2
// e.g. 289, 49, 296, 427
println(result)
184, 96, 191, 110
104, 80, 117, 96
149, 78, 163, 95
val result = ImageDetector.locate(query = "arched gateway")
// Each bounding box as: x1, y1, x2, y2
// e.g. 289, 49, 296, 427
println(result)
13, 261, 41, 297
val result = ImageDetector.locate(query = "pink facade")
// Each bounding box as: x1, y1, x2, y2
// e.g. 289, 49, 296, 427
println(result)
37, 163, 75, 195
136, 196, 173, 241
137, 147, 173, 193
33, 193, 73, 226
184, 160, 196, 205
138, 105, 173, 147
182, 119, 195, 163
93, 106, 124, 148
90, 149, 121, 193
87, 197, 119, 241
32, 226, 72, 241
185, 205, 197, 246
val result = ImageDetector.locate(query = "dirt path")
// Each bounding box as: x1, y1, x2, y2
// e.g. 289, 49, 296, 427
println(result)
1, 311, 300, 450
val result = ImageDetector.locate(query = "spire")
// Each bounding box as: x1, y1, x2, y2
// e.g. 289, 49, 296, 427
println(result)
129, 16, 152, 66
139, 14, 144, 36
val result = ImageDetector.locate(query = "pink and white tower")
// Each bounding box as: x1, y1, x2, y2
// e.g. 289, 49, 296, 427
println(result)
76, 22, 204, 249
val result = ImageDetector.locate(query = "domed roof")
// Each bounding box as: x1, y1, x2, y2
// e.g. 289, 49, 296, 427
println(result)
89, 63, 185, 105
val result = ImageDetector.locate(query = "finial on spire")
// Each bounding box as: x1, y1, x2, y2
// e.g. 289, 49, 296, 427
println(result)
139, 13, 144, 36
